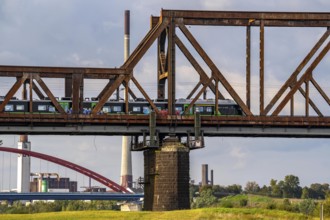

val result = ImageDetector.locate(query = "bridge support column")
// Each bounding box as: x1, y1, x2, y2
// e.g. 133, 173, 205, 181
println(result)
143, 136, 190, 211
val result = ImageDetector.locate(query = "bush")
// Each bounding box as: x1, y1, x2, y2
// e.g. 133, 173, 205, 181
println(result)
299, 199, 316, 216
219, 199, 234, 208
239, 198, 248, 207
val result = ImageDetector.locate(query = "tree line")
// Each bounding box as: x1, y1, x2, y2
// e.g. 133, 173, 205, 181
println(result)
190, 174, 330, 200
244, 174, 329, 199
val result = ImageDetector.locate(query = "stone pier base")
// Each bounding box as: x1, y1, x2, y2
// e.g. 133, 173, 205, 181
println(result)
143, 137, 190, 211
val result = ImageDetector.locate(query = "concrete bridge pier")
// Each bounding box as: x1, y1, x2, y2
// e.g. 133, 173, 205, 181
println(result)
143, 136, 190, 211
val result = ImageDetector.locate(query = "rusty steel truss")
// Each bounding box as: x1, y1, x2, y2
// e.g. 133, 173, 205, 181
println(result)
0, 10, 330, 133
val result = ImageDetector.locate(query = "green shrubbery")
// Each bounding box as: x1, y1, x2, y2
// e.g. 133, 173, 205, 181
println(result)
0, 200, 119, 214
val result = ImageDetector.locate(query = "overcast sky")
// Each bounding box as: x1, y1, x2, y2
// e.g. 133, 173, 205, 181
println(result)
0, 0, 330, 191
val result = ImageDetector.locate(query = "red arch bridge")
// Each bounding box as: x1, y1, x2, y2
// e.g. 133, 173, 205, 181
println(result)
0, 146, 130, 194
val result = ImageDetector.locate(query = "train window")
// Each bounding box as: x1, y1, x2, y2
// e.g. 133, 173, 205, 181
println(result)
38, 105, 47, 111
133, 106, 141, 112
4, 105, 14, 111
143, 107, 150, 114
102, 106, 110, 113
206, 106, 212, 112
175, 107, 183, 112
49, 106, 56, 112
16, 105, 25, 111
195, 106, 203, 112
113, 106, 122, 112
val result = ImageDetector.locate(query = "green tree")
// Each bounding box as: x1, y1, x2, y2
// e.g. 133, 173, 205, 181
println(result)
226, 184, 242, 194
259, 185, 271, 196
193, 188, 217, 208
270, 179, 282, 198
309, 183, 328, 199
189, 184, 199, 203
283, 175, 302, 198
245, 181, 260, 194
301, 187, 310, 199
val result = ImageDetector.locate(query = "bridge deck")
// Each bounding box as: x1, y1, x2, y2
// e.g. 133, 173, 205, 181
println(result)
0, 114, 329, 137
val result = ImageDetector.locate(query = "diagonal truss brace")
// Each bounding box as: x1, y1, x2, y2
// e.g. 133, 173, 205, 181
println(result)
0, 73, 29, 112
177, 22, 253, 116
174, 35, 225, 100
272, 41, 330, 116
263, 29, 330, 115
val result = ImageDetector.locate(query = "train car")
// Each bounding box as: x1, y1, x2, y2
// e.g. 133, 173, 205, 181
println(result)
1, 100, 29, 113
218, 99, 243, 115
0, 96, 243, 116
128, 99, 150, 114
175, 98, 242, 116
106, 101, 125, 114
32, 100, 56, 113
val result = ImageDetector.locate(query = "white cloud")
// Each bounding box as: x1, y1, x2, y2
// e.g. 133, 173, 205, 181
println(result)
229, 146, 248, 169
66, 53, 105, 67
200, 0, 233, 10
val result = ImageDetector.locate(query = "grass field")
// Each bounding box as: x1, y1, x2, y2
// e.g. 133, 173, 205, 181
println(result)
0, 207, 313, 220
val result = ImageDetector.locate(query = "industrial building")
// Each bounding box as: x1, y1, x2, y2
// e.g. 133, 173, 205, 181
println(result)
30, 176, 77, 193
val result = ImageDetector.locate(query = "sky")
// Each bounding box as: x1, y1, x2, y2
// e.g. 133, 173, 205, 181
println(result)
0, 0, 330, 191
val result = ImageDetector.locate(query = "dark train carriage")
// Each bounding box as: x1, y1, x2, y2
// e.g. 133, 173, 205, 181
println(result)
32, 100, 56, 113
107, 101, 125, 114
2, 100, 29, 113
218, 99, 243, 115
128, 100, 150, 114
154, 101, 167, 112
194, 100, 215, 115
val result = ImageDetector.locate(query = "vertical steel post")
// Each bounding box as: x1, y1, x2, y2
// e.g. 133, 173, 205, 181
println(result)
215, 77, 219, 115
259, 20, 264, 115
64, 76, 72, 98
168, 17, 176, 115
305, 80, 309, 117
149, 111, 156, 147
29, 74, 33, 113
72, 73, 82, 114
195, 112, 201, 141
157, 31, 167, 100
290, 77, 296, 116
246, 26, 251, 109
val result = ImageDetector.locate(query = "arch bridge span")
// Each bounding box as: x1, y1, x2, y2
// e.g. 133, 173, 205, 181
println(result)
0, 146, 130, 194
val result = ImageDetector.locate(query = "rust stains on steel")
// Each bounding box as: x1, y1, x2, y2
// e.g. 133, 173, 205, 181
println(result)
0, 65, 127, 78
0, 114, 330, 127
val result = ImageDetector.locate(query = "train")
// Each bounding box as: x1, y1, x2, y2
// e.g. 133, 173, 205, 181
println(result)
0, 97, 243, 116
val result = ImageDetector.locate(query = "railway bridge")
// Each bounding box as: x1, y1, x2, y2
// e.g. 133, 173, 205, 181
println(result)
0, 10, 329, 210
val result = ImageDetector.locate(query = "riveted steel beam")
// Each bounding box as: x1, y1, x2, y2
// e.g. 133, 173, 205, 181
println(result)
0, 65, 127, 79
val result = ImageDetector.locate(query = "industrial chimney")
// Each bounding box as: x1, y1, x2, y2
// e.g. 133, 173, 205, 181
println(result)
120, 10, 133, 189
201, 164, 208, 186
210, 169, 214, 186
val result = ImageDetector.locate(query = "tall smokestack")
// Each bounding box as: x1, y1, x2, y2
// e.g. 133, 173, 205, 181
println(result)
120, 10, 132, 189
202, 164, 208, 186
124, 10, 130, 61
17, 82, 31, 193
210, 169, 214, 186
